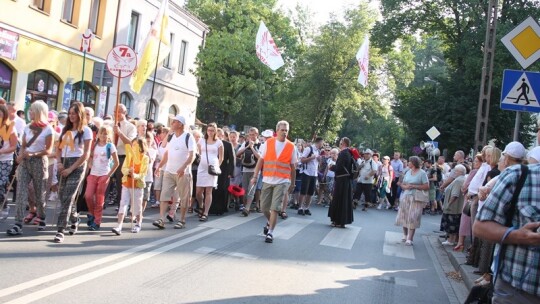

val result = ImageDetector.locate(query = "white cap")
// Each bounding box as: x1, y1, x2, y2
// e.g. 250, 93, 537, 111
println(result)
527, 146, 540, 163
171, 114, 186, 125
502, 141, 527, 159
364, 149, 373, 155
261, 129, 273, 138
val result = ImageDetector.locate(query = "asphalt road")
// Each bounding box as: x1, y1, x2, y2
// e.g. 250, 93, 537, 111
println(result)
0, 199, 467, 304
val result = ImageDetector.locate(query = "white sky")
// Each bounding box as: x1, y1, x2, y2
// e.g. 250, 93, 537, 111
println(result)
277, 0, 378, 25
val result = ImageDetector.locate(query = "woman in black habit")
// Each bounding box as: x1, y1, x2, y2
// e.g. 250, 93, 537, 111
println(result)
328, 137, 354, 228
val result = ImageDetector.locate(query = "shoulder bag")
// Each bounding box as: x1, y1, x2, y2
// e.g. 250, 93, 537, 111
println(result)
206, 140, 221, 176
414, 189, 430, 203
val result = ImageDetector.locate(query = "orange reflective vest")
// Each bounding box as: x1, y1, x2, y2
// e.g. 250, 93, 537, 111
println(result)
262, 138, 294, 179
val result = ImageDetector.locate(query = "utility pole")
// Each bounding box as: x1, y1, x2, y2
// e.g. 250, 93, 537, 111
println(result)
474, 0, 498, 153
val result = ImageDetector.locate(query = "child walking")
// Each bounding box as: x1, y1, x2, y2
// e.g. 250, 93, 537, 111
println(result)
85, 126, 119, 230
112, 138, 148, 235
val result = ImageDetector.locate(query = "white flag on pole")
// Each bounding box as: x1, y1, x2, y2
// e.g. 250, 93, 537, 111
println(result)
356, 36, 369, 87
256, 21, 284, 71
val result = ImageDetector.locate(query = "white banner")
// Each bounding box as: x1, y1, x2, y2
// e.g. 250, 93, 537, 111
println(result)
256, 21, 284, 71
356, 36, 369, 87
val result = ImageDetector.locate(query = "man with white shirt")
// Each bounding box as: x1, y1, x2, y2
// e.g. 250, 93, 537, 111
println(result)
250, 120, 296, 243
111, 104, 137, 206
355, 149, 378, 211
6, 101, 26, 138
153, 115, 196, 229
297, 137, 323, 216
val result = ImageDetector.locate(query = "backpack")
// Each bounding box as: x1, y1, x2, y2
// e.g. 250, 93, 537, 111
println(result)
301, 146, 314, 171
167, 132, 200, 165
241, 142, 261, 168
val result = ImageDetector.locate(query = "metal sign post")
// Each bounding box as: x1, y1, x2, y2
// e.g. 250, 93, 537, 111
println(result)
80, 29, 93, 103
106, 45, 137, 124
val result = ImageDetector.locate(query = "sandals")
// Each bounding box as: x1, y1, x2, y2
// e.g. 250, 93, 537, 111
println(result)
7, 224, 23, 236
174, 221, 186, 229
68, 218, 80, 235
188, 207, 193, 213
279, 211, 288, 219
23, 212, 37, 224
54, 232, 65, 243
199, 215, 208, 222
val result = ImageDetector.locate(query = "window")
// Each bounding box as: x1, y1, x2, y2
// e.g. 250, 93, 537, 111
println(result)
120, 92, 133, 116
89, 0, 106, 36
0, 61, 13, 101
178, 40, 188, 74
127, 12, 139, 50
163, 33, 174, 68
147, 99, 158, 121
26, 70, 60, 110
72, 81, 97, 109
168, 105, 178, 116
62, 0, 74, 23
32, 0, 51, 13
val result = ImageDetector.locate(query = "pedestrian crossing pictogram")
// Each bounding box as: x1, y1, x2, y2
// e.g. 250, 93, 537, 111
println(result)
501, 69, 540, 113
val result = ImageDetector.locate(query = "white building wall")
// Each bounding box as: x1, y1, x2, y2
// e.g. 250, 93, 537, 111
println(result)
109, 0, 207, 126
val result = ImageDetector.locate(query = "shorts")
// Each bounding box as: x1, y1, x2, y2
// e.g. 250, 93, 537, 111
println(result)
143, 181, 153, 201
294, 171, 303, 193
300, 174, 316, 196
256, 174, 263, 190
153, 169, 164, 191
260, 182, 290, 212
119, 186, 143, 215
160, 171, 192, 207
242, 171, 255, 197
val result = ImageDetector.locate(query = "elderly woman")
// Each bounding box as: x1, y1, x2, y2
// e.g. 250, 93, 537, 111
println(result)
440, 165, 467, 246
473, 142, 526, 287
396, 156, 429, 246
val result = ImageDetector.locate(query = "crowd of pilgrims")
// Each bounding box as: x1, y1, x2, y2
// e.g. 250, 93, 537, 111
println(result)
1, 96, 536, 280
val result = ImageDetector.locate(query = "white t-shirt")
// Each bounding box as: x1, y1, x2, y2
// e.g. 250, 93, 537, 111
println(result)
358, 157, 379, 184
0, 127, 17, 162
13, 116, 26, 139
467, 162, 491, 195
115, 119, 137, 156
146, 147, 157, 182
164, 132, 196, 174
301, 145, 319, 177
24, 124, 54, 153
260, 140, 298, 185
326, 158, 336, 178
59, 126, 93, 158
90, 143, 117, 176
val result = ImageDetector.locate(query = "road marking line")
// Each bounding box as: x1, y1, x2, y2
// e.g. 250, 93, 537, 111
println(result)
200, 213, 262, 230
382, 231, 415, 260
320, 226, 362, 250
194, 246, 258, 260
0, 226, 207, 299
258, 217, 313, 240
5, 228, 221, 304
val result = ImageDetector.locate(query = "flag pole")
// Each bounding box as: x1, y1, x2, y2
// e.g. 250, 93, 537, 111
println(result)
148, 40, 162, 117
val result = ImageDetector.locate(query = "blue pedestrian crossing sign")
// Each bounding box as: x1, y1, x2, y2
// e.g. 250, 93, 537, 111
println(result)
501, 69, 540, 113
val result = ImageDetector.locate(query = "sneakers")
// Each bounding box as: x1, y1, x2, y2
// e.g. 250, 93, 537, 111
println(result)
152, 219, 165, 230
304, 209, 312, 216
54, 232, 64, 243
377, 204, 383, 210
88, 222, 100, 231
150, 202, 160, 208
68, 218, 80, 235
131, 225, 141, 233
441, 241, 456, 246
263, 224, 269, 236
7, 224, 22, 236
36, 218, 46, 231
297, 209, 305, 216
112, 227, 122, 235
265, 233, 273, 243
241, 209, 249, 217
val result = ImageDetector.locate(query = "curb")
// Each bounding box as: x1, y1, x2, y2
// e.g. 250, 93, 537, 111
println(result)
438, 237, 480, 291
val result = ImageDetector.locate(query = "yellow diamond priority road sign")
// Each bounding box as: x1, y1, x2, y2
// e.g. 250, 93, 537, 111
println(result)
501, 17, 540, 69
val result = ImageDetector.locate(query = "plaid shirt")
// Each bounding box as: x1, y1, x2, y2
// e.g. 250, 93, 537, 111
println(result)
477, 164, 540, 296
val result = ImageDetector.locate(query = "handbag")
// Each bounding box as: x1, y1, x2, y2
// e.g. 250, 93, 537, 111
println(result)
205, 140, 221, 176
414, 189, 429, 203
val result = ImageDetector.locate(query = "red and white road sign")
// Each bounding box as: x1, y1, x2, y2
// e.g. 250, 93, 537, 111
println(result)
106, 45, 137, 78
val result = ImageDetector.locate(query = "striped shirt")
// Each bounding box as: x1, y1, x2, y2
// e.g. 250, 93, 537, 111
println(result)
477, 164, 540, 296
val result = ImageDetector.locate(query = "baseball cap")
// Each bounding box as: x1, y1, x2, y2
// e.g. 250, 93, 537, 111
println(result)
261, 129, 273, 138
48, 111, 57, 122
502, 141, 527, 159
171, 114, 186, 125
364, 149, 373, 155
527, 146, 540, 163
383, 155, 390, 160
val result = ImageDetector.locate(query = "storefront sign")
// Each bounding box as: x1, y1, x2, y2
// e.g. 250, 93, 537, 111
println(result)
0, 62, 12, 87
0, 27, 19, 60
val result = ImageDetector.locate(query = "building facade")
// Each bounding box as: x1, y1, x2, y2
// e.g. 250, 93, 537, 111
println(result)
114, 0, 207, 125
0, 0, 207, 126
